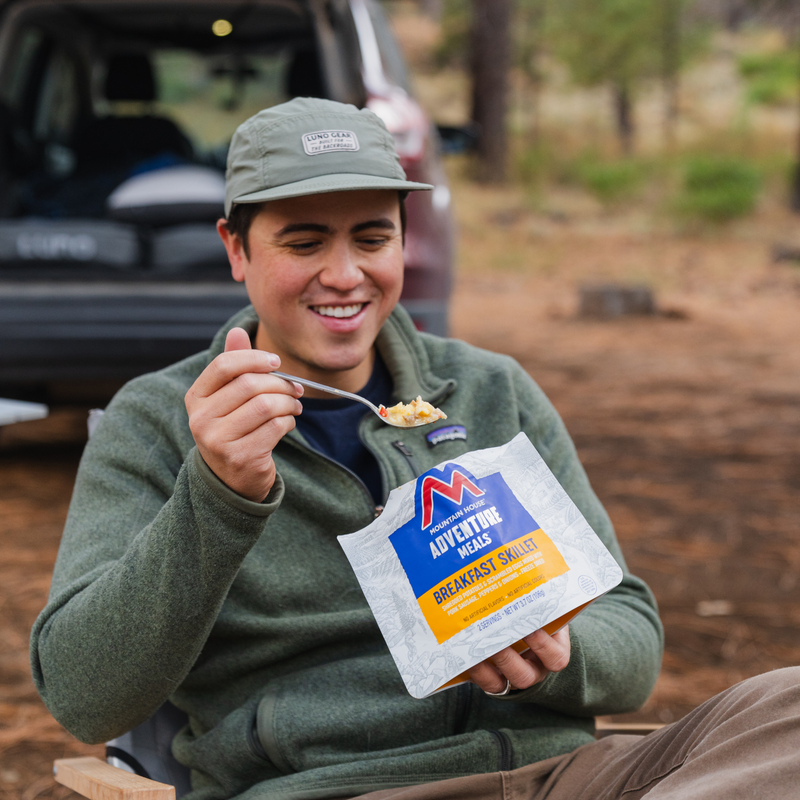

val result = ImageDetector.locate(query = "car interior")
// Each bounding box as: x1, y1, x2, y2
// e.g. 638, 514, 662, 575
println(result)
0, 0, 343, 274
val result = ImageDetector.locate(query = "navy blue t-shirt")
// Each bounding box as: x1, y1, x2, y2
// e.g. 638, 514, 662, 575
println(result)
294, 355, 392, 505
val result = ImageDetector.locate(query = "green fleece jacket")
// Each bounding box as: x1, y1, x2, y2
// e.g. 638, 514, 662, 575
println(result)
31, 304, 663, 800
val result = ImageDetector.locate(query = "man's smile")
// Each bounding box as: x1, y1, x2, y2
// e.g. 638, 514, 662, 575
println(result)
310, 303, 367, 319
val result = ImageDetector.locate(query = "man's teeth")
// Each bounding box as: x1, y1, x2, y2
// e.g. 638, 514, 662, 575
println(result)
314, 304, 364, 318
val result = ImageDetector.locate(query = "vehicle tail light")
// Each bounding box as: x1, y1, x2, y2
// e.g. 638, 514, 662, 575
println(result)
366, 90, 428, 166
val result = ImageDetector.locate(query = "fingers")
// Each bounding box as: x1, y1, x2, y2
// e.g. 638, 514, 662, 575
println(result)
190, 396, 300, 503
202, 411, 298, 502
184, 327, 306, 501
186, 327, 303, 419
189, 327, 285, 401
469, 626, 571, 695
522, 626, 571, 675
192, 370, 303, 424
225, 327, 253, 352
199, 389, 303, 445
191, 348, 280, 400
467, 659, 514, 695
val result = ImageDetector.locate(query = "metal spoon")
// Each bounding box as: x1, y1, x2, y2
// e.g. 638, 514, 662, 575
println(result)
271, 371, 440, 428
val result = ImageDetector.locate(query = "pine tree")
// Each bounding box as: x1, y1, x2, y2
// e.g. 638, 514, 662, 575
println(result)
547, 0, 665, 155
470, 0, 512, 181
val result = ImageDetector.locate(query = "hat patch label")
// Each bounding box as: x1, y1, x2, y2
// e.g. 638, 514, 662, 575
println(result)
302, 130, 360, 155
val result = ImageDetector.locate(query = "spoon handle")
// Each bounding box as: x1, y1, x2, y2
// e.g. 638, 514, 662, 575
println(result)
271, 371, 381, 415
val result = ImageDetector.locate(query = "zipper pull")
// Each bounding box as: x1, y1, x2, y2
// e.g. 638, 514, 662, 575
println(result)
392, 440, 422, 477
392, 441, 413, 458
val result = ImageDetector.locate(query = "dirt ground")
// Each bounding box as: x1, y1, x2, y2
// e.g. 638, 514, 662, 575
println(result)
2, 205, 800, 795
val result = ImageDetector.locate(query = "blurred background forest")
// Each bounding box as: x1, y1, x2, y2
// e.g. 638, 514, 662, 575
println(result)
404, 0, 800, 225
2, 0, 800, 797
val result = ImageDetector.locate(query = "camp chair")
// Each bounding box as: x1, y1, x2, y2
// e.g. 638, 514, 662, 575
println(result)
54, 702, 188, 799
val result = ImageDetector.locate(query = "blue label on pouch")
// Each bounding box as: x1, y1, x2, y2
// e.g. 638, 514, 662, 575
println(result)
389, 463, 540, 599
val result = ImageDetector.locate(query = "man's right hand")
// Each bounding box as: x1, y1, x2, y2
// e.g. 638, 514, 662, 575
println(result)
185, 327, 303, 502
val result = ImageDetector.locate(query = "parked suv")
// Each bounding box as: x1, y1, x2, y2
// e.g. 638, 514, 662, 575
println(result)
0, 0, 454, 392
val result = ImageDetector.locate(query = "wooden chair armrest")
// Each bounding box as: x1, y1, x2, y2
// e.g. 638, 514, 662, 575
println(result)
54, 757, 175, 800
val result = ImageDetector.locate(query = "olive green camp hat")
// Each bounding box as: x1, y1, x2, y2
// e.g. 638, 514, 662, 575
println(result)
224, 97, 432, 216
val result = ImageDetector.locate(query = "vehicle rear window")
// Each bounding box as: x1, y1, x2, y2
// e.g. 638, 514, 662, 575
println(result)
0, 1, 326, 222
148, 50, 292, 154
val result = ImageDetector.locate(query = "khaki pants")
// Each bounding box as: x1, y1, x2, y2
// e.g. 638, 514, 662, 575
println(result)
350, 667, 800, 800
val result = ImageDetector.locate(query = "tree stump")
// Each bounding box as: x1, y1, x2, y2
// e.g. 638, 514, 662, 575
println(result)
578, 284, 656, 318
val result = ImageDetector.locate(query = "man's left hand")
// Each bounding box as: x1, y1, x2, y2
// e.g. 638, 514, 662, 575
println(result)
467, 626, 571, 695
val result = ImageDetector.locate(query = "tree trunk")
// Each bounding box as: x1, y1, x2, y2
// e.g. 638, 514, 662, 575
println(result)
521, 0, 545, 150
470, 0, 511, 182
792, 95, 800, 209
613, 83, 634, 157
726, 0, 748, 31
791, 26, 800, 211
662, 0, 681, 151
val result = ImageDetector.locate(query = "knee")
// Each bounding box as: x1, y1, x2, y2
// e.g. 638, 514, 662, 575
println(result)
727, 668, 800, 712
739, 667, 800, 693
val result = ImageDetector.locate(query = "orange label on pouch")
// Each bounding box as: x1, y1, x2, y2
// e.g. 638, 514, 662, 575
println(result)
416, 529, 569, 644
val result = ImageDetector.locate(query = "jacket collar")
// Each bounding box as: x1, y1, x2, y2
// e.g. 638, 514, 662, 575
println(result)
376, 306, 455, 405
207, 304, 457, 405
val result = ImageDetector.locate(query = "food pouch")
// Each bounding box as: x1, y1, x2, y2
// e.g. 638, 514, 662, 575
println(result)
337, 432, 623, 699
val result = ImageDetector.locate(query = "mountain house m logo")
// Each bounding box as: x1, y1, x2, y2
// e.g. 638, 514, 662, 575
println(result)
421, 469, 484, 529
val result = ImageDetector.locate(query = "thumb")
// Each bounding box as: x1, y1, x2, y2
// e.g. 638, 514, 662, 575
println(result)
225, 327, 252, 352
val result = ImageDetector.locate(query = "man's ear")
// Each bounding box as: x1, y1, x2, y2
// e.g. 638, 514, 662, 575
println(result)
217, 218, 248, 283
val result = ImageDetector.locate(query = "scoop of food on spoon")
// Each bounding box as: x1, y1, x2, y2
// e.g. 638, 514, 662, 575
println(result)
271, 371, 446, 428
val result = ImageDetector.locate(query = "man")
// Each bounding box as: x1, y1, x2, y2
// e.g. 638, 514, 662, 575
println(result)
32, 99, 798, 800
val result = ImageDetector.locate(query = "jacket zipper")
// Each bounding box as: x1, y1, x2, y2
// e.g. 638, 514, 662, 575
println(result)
391, 440, 422, 478
359, 416, 391, 504
284, 436, 379, 516
489, 729, 513, 771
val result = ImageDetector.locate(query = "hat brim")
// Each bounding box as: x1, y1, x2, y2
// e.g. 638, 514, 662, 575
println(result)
230, 173, 432, 209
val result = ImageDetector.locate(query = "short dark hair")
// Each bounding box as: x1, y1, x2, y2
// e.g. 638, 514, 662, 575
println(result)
223, 202, 264, 259
223, 191, 408, 259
